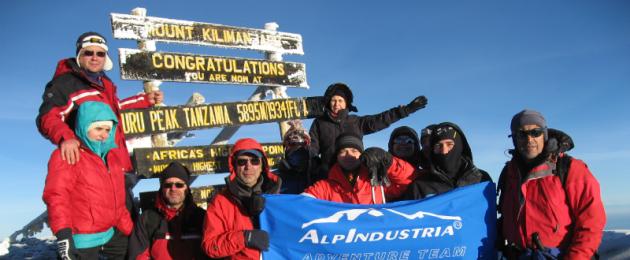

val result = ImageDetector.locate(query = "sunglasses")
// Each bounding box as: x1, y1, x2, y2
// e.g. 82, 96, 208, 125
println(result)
83, 50, 106, 57
162, 182, 186, 189
393, 136, 416, 145
236, 157, 262, 166
517, 128, 545, 138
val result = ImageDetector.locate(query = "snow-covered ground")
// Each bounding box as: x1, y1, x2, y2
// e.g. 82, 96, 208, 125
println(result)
599, 230, 630, 260
1, 230, 628, 259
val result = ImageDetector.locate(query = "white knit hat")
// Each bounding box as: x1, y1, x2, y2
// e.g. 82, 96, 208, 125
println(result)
88, 120, 114, 132
75, 32, 113, 71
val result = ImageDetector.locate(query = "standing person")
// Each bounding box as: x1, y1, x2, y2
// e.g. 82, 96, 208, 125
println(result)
43, 101, 133, 259
388, 126, 422, 169
403, 122, 491, 200
309, 82, 427, 175
303, 133, 417, 204
202, 138, 282, 259
497, 110, 605, 259
36, 31, 163, 171
275, 120, 323, 194
128, 162, 208, 260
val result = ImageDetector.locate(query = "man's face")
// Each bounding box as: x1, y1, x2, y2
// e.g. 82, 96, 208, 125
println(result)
161, 177, 187, 209
87, 124, 112, 142
515, 124, 545, 160
78, 46, 106, 73
392, 135, 416, 158
235, 154, 263, 187
433, 139, 455, 155
337, 147, 361, 171
329, 95, 347, 114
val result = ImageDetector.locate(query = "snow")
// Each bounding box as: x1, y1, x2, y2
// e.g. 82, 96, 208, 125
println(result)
599, 230, 630, 260
1, 230, 629, 259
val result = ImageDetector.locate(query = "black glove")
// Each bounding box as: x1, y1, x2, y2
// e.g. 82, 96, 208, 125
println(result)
55, 228, 76, 260
360, 147, 393, 186
405, 95, 428, 113
244, 229, 269, 251
244, 195, 266, 216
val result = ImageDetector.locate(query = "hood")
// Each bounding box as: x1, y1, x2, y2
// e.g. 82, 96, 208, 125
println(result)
388, 126, 421, 153
388, 126, 422, 167
426, 122, 474, 163
227, 138, 278, 184
547, 128, 574, 153
74, 101, 118, 161
324, 82, 358, 113
52, 58, 108, 87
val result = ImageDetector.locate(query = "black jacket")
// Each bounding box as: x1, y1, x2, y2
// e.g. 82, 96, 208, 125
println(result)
274, 148, 323, 194
128, 192, 208, 259
403, 122, 492, 200
309, 107, 410, 172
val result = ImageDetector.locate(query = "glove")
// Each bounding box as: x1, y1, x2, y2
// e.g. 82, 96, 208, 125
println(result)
244, 195, 266, 216
405, 95, 428, 113
360, 147, 393, 186
244, 229, 270, 251
55, 228, 76, 260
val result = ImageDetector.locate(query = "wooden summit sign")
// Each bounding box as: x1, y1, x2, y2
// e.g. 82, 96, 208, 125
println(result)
119, 49, 307, 88
139, 185, 225, 210
111, 13, 304, 55
121, 96, 324, 137
134, 143, 285, 177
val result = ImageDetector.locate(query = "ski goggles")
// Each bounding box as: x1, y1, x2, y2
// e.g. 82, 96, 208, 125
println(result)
393, 135, 416, 145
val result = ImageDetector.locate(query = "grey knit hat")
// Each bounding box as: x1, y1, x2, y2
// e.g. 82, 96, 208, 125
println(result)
510, 109, 548, 139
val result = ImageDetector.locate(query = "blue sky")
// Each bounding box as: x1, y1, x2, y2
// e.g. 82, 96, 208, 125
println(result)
1, 1, 629, 238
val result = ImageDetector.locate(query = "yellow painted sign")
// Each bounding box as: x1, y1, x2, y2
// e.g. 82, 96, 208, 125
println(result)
111, 13, 304, 55
121, 96, 323, 137
133, 143, 285, 177
119, 49, 307, 87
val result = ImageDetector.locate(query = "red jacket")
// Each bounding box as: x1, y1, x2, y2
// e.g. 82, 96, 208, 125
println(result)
303, 157, 416, 204
43, 147, 133, 236
202, 138, 280, 259
499, 156, 605, 260
37, 58, 152, 172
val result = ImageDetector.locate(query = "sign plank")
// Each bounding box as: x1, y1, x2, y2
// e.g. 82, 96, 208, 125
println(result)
133, 143, 285, 177
139, 185, 225, 210
111, 13, 304, 55
121, 96, 324, 137
119, 49, 307, 88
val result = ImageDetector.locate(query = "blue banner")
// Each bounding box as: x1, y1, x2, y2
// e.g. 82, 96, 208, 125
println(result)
260, 181, 496, 260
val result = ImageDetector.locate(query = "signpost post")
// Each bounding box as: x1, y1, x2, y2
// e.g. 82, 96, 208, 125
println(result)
18, 8, 313, 243
110, 9, 311, 211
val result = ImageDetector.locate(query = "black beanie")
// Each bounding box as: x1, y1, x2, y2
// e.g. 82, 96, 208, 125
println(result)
159, 162, 191, 184
335, 133, 364, 154
324, 83, 358, 112
431, 126, 460, 146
